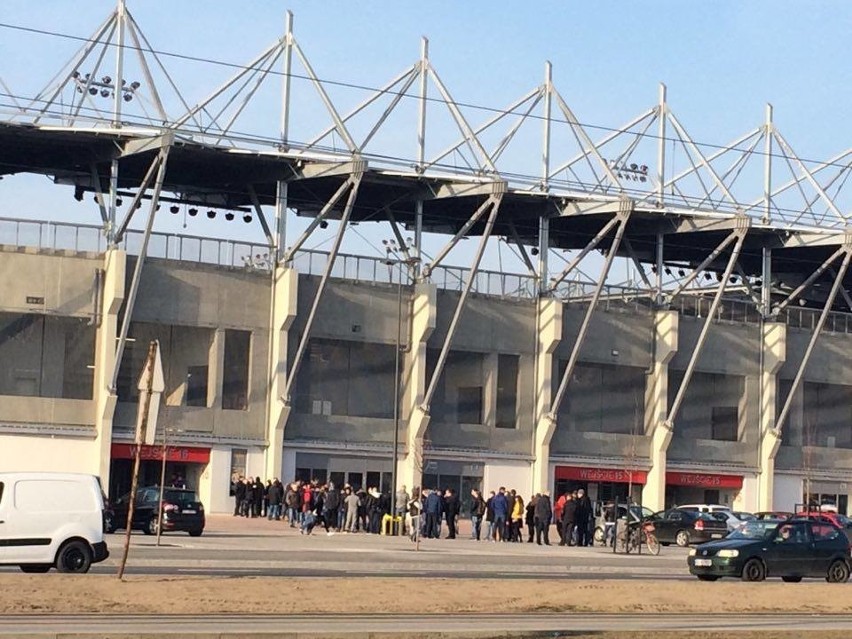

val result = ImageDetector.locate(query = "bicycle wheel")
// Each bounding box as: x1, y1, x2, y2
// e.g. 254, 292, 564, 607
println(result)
645, 532, 661, 555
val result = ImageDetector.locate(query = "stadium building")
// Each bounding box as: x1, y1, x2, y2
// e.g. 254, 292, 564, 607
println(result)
1, 3, 851, 516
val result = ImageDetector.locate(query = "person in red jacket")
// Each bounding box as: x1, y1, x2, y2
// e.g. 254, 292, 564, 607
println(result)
554, 492, 567, 545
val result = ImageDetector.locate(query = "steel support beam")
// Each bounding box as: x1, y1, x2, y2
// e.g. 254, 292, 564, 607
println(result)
538, 216, 550, 294
546, 215, 621, 293
109, 143, 171, 392
666, 229, 740, 301
282, 175, 362, 403
113, 150, 167, 243
667, 225, 748, 427
274, 180, 288, 264
422, 195, 502, 409
548, 200, 633, 417
247, 184, 276, 249
507, 222, 537, 278
90, 164, 109, 225
771, 246, 845, 317
775, 248, 852, 433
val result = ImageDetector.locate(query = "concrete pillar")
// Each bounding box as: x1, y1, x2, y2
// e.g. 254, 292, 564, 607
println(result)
92, 249, 126, 495
207, 328, 226, 409
483, 352, 499, 428
642, 310, 679, 512
398, 282, 437, 492
757, 321, 786, 511
264, 266, 299, 480
532, 298, 562, 494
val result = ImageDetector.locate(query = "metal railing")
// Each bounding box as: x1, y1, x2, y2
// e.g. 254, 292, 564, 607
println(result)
4, 215, 852, 329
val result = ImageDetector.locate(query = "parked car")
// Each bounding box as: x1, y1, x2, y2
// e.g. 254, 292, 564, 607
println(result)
678, 503, 732, 514
755, 511, 794, 520
795, 510, 852, 534
707, 510, 753, 532
648, 508, 729, 546
0, 472, 109, 573
688, 518, 851, 582
108, 486, 204, 536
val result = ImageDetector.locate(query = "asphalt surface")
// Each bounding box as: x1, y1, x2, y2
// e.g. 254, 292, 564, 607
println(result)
3, 612, 852, 635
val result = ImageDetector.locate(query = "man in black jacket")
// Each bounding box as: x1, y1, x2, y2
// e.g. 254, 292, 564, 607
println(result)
561, 493, 577, 546
534, 491, 552, 545
323, 483, 341, 534
576, 488, 592, 546
266, 479, 283, 521
233, 476, 246, 516
444, 489, 460, 539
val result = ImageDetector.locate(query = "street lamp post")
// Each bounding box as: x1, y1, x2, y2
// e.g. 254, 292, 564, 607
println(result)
383, 239, 418, 522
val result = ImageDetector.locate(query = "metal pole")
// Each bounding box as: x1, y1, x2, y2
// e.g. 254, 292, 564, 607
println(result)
417, 38, 428, 170
414, 200, 423, 278
657, 83, 667, 206
112, 0, 126, 128
775, 249, 852, 433
538, 216, 549, 295
275, 180, 288, 264
655, 233, 664, 307
763, 104, 773, 224
542, 61, 552, 190
668, 231, 747, 425
550, 208, 631, 416
391, 261, 403, 503
281, 11, 293, 146
156, 424, 168, 548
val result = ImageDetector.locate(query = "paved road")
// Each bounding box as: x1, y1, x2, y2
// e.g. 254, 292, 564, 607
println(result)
3, 612, 852, 635
0, 514, 694, 579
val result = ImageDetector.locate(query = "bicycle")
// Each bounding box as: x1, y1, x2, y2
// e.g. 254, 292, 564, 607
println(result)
616, 520, 660, 555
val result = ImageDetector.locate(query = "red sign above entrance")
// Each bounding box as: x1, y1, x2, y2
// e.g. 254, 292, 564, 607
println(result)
555, 466, 647, 485
666, 471, 742, 490
111, 443, 211, 464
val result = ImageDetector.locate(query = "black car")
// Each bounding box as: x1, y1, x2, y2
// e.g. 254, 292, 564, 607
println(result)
688, 519, 851, 582
107, 486, 205, 536
648, 508, 729, 546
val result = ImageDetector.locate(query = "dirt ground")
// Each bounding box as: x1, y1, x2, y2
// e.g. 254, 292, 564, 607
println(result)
1, 575, 851, 615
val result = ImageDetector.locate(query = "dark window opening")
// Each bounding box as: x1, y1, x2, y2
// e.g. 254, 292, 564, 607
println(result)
711, 406, 738, 441
496, 354, 519, 429
185, 365, 209, 407
222, 329, 251, 411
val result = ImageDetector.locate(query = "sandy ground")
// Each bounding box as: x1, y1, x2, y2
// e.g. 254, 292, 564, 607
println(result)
1, 575, 851, 615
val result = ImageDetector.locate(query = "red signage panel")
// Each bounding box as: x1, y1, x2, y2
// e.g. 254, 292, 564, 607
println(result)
555, 466, 647, 485
666, 471, 742, 489
111, 443, 210, 464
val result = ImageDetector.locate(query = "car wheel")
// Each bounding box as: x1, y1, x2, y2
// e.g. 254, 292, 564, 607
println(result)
741, 558, 766, 582
19, 564, 51, 573
55, 540, 92, 574
782, 576, 803, 583
827, 559, 850, 583
675, 530, 690, 547
145, 517, 159, 536
696, 575, 719, 581
188, 528, 203, 537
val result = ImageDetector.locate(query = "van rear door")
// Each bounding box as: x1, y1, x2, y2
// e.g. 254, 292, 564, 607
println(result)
0, 480, 13, 563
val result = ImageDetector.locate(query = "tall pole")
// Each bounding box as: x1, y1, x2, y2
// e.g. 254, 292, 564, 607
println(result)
281, 11, 294, 147
391, 260, 403, 509
656, 83, 667, 207
156, 424, 168, 548
117, 340, 157, 581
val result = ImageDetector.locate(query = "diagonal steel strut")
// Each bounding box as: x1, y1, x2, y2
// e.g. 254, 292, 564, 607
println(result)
774, 247, 852, 434
422, 194, 503, 410
548, 199, 633, 417
282, 175, 362, 403
667, 222, 748, 428
546, 215, 621, 293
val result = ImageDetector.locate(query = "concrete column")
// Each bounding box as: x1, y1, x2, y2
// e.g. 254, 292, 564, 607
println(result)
265, 266, 299, 480
757, 321, 786, 511
92, 249, 126, 495
532, 298, 562, 494
642, 310, 679, 512
207, 329, 226, 409
398, 282, 437, 492
483, 352, 499, 428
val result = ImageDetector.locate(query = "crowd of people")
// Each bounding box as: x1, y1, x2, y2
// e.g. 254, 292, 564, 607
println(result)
230, 476, 602, 546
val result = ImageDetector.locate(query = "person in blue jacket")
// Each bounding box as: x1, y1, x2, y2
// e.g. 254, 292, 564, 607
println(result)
424, 488, 443, 539
491, 487, 509, 542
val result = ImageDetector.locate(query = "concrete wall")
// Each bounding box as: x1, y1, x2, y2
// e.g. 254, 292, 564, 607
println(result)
483, 460, 531, 495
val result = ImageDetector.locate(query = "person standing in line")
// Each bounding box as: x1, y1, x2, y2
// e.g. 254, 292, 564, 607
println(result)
344, 487, 360, 533
233, 476, 246, 517
484, 491, 496, 542
262, 479, 272, 518
561, 493, 577, 546
534, 491, 552, 546
395, 485, 410, 534
444, 488, 460, 539
576, 488, 592, 547
469, 489, 486, 541
252, 477, 264, 518
242, 479, 254, 517
408, 488, 423, 543
525, 494, 537, 543
266, 478, 282, 521
511, 494, 524, 543
424, 488, 442, 539
323, 482, 340, 535
554, 491, 567, 545
491, 487, 509, 542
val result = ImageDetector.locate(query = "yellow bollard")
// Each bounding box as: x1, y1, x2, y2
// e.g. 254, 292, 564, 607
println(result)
381, 514, 402, 535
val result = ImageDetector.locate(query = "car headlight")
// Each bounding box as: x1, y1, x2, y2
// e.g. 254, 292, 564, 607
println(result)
717, 549, 739, 558
689, 549, 697, 556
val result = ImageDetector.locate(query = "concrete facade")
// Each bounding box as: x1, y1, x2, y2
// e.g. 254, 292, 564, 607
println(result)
1, 243, 852, 515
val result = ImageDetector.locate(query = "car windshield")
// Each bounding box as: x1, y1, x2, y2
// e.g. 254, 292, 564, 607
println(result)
164, 490, 198, 505
727, 520, 778, 540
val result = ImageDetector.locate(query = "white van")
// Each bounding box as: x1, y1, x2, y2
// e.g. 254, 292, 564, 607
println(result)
0, 472, 109, 573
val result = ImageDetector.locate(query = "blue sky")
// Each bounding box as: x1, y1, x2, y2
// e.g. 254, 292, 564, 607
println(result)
0, 2, 849, 272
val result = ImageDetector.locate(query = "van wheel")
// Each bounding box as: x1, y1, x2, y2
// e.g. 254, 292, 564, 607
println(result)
188, 528, 203, 537
55, 540, 92, 574
19, 564, 51, 573
145, 517, 158, 536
